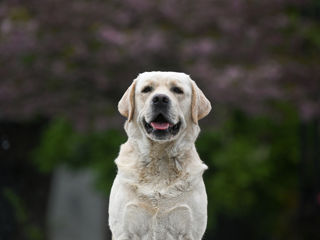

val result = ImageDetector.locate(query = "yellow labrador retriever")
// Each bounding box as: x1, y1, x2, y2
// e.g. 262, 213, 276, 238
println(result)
109, 71, 211, 240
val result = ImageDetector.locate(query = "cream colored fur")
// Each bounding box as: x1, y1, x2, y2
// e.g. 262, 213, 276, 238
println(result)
109, 71, 211, 240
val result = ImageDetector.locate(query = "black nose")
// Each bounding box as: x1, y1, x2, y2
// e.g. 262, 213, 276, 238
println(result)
152, 94, 170, 105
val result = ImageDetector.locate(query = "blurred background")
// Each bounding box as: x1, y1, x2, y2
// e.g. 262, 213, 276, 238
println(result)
0, 0, 320, 239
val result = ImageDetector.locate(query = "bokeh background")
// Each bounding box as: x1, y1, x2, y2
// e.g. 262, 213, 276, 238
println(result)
1, 0, 320, 239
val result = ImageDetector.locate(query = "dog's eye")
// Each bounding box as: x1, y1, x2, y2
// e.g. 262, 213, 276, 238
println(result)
172, 87, 184, 94
142, 86, 152, 93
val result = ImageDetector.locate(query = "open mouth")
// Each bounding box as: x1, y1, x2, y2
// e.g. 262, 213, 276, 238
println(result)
143, 114, 181, 136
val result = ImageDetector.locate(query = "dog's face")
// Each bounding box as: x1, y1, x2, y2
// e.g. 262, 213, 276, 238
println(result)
135, 72, 192, 141
118, 72, 211, 142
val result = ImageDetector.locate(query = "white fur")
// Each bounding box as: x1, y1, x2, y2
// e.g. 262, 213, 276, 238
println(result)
109, 71, 211, 240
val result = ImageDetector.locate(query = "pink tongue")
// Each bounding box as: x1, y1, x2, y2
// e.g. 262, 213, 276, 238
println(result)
151, 122, 170, 130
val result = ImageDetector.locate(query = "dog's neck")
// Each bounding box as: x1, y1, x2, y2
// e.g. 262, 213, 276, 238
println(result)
129, 138, 190, 164
125, 138, 193, 184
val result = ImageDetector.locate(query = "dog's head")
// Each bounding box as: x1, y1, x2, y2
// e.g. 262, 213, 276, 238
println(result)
118, 71, 211, 142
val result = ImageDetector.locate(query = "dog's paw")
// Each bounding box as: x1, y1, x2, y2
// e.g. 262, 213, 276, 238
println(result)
156, 204, 193, 240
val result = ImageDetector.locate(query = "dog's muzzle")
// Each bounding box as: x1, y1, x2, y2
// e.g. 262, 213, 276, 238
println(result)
143, 94, 181, 140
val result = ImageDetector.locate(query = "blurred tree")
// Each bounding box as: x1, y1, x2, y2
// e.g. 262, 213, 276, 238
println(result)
0, 0, 319, 127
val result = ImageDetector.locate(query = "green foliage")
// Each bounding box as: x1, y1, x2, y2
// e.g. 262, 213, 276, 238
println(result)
33, 118, 126, 192
3, 188, 44, 240
3, 188, 28, 223
197, 108, 300, 236
33, 106, 301, 238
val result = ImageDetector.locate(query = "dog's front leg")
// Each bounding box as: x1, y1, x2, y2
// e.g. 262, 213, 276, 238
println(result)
157, 205, 194, 240
118, 202, 153, 240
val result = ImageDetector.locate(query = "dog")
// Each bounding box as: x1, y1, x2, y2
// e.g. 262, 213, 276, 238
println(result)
109, 71, 211, 240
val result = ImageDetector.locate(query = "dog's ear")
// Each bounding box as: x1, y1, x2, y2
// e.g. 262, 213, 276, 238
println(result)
118, 80, 137, 121
191, 80, 212, 124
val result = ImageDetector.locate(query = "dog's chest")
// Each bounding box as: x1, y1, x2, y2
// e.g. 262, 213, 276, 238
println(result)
129, 156, 193, 207
140, 156, 181, 183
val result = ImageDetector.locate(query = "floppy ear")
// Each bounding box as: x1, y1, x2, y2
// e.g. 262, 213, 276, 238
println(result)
191, 80, 212, 124
118, 80, 137, 121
